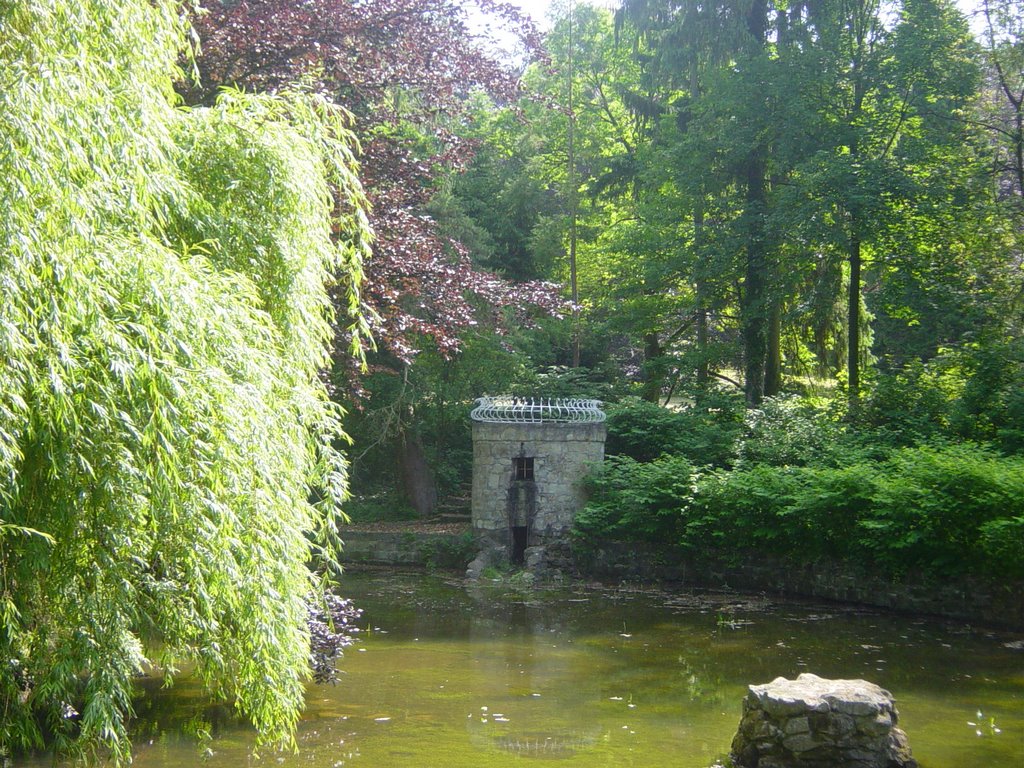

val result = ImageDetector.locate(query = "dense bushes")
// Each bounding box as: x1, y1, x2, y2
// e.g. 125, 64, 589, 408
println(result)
604, 393, 743, 466
581, 395, 1024, 583
575, 455, 696, 542
735, 396, 844, 468
687, 444, 1024, 579
861, 340, 1024, 453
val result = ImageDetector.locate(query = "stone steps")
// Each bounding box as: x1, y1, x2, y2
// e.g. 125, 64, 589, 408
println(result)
436, 512, 471, 524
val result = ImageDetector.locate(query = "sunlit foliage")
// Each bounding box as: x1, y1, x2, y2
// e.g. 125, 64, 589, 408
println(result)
0, 0, 370, 761
184, 0, 562, 377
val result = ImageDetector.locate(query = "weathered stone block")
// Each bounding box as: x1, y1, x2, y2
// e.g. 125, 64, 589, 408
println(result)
783, 716, 810, 735
730, 674, 917, 768
781, 732, 821, 753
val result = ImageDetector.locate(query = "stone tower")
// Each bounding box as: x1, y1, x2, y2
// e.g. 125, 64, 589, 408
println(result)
470, 396, 606, 566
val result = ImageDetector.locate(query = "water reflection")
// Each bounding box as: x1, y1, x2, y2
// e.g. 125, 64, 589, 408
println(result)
464, 598, 603, 760
14, 571, 1024, 768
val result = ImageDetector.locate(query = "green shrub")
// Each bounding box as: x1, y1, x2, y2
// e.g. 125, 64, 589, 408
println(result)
979, 517, 1024, 580
856, 444, 1024, 576
860, 342, 1024, 454
576, 455, 695, 544
995, 386, 1024, 454
581, 440, 1024, 582
783, 464, 880, 558
344, 494, 418, 523
681, 388, 747, 466
951, 339, 1024, 454
683, 466, 800, 558
859, 358, 961, 444
604, 393, 743, 467
735, 395, 842, 468
684, 462, 888, 563
604, 398, 691, 461
699, 444, 1024, 578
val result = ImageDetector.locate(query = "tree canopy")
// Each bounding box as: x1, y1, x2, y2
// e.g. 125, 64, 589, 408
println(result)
183, 0, 562, 373
459, 0, 1019, 408
0, 0, 370, 760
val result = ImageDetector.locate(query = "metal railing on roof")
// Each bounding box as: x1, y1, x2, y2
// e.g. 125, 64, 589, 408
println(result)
470, 396, 606, 424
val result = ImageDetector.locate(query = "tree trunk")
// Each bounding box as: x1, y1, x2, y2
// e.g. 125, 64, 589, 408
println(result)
846, 0, 869, 408
641, 331, 663, 403
847, 232, 862, 406
742, 152, 769, 407
1015, 109, 1023, 199
742, 0, 770, 407
694, 205, 709, 388
568, 2, 581, 368
764, 300, 782, 397
696, 301, 709, 387
399, 428, 437, 518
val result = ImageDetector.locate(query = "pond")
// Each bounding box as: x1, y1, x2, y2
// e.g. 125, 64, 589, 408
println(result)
21, 570, 1024, 767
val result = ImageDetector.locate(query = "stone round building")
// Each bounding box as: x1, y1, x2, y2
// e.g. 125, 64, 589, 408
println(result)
470, 396, 606, 567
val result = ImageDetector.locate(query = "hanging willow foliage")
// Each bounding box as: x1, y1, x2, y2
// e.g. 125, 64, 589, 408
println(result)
0, 0, 372, 761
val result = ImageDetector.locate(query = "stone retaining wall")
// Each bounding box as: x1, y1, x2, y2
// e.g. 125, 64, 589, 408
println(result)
340, 529, 468, 567
341, 530, 1021, 628
576, 542, 1024, 629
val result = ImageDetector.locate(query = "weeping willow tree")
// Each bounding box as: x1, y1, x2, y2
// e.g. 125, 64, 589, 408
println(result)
0, 0, 371, 761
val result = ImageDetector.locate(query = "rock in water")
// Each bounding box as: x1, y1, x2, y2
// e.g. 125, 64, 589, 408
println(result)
730, 673, 917, 768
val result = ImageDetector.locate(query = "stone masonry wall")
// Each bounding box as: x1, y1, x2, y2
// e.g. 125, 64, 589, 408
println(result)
472, 421, 606, 552
340, 530, 464, 566
730, 674, 917, 768
575, 542, 1024, 629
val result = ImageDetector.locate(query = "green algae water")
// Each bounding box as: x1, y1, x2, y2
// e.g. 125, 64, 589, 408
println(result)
20, 570, 1024, 767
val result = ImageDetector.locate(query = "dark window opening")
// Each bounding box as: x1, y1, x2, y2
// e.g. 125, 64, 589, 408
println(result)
513, 456, 534, 481
511, 526, 528, 565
